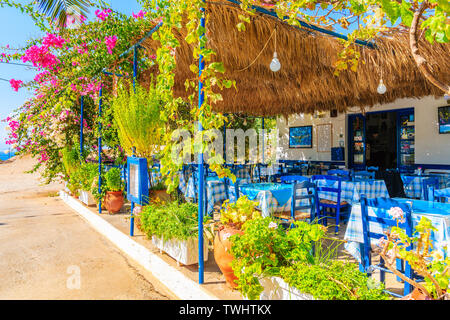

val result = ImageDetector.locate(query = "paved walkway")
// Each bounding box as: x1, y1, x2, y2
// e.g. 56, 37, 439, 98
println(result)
0, 156, 170, 300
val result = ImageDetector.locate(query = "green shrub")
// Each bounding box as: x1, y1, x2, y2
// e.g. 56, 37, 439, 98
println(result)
105, 167, 123, 192
139, 201, 203, 241
230, 217, 390, 300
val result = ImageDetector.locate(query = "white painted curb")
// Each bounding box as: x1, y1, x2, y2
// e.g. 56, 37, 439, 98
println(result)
59, 191, 219, 300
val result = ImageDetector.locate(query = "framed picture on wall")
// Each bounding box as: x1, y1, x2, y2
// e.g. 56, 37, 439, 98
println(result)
289, 126, 313, 148
438, 106, 450, 134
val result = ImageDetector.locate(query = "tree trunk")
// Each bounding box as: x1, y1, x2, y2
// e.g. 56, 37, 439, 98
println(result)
409, 1, 450, 95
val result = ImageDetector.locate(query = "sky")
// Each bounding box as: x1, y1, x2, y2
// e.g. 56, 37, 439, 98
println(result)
0, 0, 143, 150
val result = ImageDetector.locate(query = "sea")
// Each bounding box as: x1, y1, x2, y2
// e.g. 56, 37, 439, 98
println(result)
0, 150, 15, 161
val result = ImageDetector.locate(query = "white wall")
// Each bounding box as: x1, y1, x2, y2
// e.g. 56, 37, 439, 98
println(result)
276, 95, 450, 166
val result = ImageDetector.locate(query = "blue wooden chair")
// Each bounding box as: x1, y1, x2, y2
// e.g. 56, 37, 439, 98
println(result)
360, 195, 414, 297
353, 170, 375, 181
422, 177, 440, 201
223, 177, 240, 203
327, 169, 351, 180
280, 175, 309, 184
273, 181, 320, 228
311, 175, 350, 234
427, 186, 450, 203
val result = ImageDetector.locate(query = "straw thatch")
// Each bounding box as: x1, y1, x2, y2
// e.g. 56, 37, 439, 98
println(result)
138, 0, 450, 117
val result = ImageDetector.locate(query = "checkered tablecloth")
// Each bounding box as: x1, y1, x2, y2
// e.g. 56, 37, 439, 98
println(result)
344, 199, 450, 263
315, 179, 390, 205
401, 175, 449, 199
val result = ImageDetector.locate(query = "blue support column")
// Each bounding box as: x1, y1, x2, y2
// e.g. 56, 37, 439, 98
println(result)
262, 118, 265, 165
98, 82, 103, 214
80, 96, 84, 162
130, 47, 138, 237
197, 4, 206, 285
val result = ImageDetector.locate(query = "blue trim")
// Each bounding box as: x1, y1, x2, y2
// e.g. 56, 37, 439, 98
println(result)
415, 164, 450, 170
198, 3, 206, 285
80, 96, 84, 162
224, 0, 375, 48
98, 82, 103, 214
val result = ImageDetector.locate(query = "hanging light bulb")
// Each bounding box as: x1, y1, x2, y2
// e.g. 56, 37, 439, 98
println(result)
377, 79, 387, 95
270, 52, 281, 72
269, 28, 281, 72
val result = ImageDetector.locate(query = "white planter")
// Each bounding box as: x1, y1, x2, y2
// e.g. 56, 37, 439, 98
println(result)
152, 235, 208, 266
247, 277, 316, 300
78, 190, 96, 207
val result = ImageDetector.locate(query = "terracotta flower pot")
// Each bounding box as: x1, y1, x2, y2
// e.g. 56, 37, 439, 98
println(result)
400, 288, 433, 300
104, 191, 124, 214
151, 189, 171, 202
214, 226, 244, 288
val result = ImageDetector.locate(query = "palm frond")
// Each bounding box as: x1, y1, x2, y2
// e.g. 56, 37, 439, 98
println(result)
36, 0, 93, 29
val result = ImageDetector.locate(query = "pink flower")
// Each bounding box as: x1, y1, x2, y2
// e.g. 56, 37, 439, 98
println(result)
42, 34, 67, 48
10, 79, 23, 92
388, 207, 405, 222
132, 10, 146, 19
95, 9, 112, 21
105, 35, 117, 54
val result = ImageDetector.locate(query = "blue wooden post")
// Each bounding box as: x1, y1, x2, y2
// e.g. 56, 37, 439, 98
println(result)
262, 117, 265, 164
130, 46, 138, 237
80, 96, 84, 162
98, 82, 103, 214
197, 4, 206, 285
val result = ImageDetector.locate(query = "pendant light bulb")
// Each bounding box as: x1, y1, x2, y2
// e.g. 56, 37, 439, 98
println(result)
270, 51, 281, 72
377, 79, 387, 95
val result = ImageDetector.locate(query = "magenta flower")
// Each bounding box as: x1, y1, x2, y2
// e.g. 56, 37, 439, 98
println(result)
105, 35, 117, 54
132, 10, 147, 19
10, 79, 23, 92
95, 9, 112, 21
42, 33, 67, 48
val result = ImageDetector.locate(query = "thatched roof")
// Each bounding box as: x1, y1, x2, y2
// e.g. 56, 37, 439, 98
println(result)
138, 0, 450, 117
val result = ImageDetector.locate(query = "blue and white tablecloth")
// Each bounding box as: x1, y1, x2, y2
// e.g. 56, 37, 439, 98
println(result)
315, 179, 390, 205
344, 198, 450, 263
401, 174, 449, 199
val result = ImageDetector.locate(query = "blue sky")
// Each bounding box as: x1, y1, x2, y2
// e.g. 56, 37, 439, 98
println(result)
0, 0, 143, 150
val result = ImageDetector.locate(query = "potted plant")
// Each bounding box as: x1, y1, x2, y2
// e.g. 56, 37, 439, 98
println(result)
230, 217, 391, 300
103, 167, 124, 214
214, 196, 261, 288
71, 162, 98, 206
138, 200, 209, 266
150, 180, 171, 202
377, 212, 450, 300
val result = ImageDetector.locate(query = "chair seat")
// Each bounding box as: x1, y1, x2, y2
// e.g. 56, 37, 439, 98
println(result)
273, 211, 311, 221
320, 199, 349, 206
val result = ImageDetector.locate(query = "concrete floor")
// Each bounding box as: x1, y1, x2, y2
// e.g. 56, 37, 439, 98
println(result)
0, 156, 170, 300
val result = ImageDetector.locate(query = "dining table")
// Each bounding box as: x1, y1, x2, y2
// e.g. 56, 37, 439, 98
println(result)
314, 178, 390, 205
344, 198, 450, 263
401, 173, 449, 199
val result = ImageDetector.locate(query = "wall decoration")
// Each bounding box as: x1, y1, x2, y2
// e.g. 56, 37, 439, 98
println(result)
438, 106, 450, 134
289, 126, 313, 148
317, 123, 333, 153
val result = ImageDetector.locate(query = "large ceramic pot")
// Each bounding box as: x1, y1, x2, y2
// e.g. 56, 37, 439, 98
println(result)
214, 226, 244, 288
401, 288, 433, 300
104, 191, 124, 214
151, 189, 171, 202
